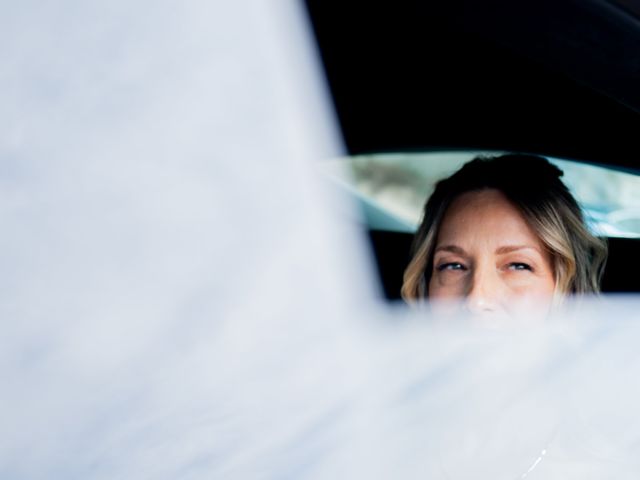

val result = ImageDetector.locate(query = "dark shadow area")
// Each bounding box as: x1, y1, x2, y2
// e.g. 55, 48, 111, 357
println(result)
305, 0, 640, 171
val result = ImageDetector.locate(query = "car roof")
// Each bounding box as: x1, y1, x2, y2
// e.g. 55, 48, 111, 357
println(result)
305, 0, 640, 173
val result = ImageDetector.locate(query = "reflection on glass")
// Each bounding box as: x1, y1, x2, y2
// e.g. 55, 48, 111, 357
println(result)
322, 151, 640, 238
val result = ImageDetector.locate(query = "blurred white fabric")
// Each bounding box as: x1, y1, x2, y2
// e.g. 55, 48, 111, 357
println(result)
1, 1, 640, 479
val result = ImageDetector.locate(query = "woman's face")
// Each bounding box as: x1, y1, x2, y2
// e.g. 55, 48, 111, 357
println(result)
428, 189, 556, 318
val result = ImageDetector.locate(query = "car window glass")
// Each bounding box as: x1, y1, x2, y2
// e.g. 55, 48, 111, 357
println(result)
322, 151, 640, 238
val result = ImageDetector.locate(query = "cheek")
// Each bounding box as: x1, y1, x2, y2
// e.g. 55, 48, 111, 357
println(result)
508, 292, 554, 318
505, 272, 556, 297
503, 274, 556, 313
427, 277, 466, 316
428, 273, 467, 298
505, 268, 556, 295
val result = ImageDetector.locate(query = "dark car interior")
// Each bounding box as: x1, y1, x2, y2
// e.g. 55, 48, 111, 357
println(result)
305, 0, 640, 299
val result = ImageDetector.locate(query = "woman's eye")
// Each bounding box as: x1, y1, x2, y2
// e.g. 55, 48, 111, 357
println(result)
508, 262, 533, 271
437, 262, 466, 272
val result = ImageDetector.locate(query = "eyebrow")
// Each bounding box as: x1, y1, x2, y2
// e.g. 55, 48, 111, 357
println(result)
434, 245, 467, 255
494, 245, 542, 255
434, 244, 542, 255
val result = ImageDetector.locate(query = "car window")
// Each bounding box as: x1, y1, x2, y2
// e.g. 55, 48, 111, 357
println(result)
322, 151, 640, 238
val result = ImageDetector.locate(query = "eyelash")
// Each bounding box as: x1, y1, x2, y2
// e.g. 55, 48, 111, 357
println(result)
435, 262, 533, 272
508, 262, 533, 272
436, 262, 467, 272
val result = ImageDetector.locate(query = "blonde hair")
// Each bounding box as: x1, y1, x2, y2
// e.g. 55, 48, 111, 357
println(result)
401, 154, 608, 302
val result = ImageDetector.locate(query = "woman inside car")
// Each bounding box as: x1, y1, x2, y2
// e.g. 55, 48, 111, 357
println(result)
401, 154, 608, 317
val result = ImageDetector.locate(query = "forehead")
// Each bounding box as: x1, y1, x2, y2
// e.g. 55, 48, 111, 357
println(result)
436, 189, 542, 247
